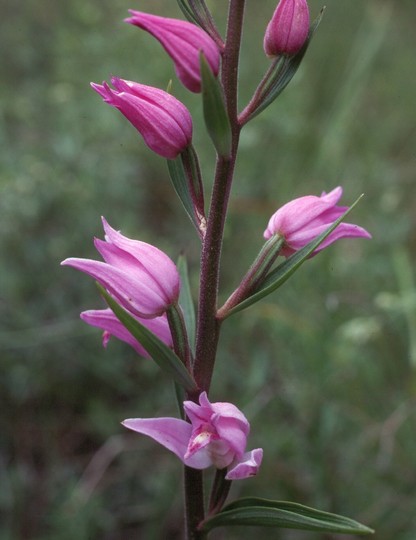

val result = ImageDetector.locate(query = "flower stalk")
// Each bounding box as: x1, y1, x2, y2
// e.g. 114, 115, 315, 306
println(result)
194, 0, 246, 394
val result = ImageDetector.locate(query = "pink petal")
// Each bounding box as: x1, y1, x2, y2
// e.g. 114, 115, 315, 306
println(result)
80, 309, 172, 357
225, 448, 263, 480
122, 417, 191, 461
125, 11, 220, 93
61, 258, 167, 318
100, 218, 180, 303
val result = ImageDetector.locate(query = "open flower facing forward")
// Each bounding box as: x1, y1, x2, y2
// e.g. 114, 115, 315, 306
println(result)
62, 217, 180, 318
122, 392, 263, 480
91, 77, 192, 158
125, 11, 220, 93
264, 187, 371, 257
81, 308, 172, 358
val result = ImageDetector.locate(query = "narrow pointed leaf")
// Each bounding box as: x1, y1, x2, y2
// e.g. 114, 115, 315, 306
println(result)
177, 0, 222, 44
200, 497, 374, 535
177, 255, 196, 352
167, 155, 205, 237
174, 381, 186, 419
200, 53, 232, 158
176, 0, 198, 24
225, 196, 363, 317
98, 285, 197, 392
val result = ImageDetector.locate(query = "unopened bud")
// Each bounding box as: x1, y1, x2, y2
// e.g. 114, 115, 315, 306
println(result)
264, 0, 310, 57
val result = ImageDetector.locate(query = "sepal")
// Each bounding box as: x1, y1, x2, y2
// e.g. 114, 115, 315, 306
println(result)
239, 9, 324, 125
199, 497, 374, 535
98, 285, 198, 392
200, 53, 232, 158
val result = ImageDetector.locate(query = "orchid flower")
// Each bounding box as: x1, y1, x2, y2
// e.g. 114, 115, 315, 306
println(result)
91, 77, 192, 158
264, 186, 371, 257
62, 217, 180, 318
122, 392, 263, 480
125, 11, 220, 93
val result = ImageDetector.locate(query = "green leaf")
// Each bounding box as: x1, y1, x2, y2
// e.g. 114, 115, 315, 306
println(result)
173, 381, 186, 419
167, 154, 203, 237
98, 285, 198, 393
176, 0, 198, 24
225, 195, 363, 317
177, 0, 222, 44
177, 255, 196, 352
200, 53, 232, 158
200, 497, 374, 535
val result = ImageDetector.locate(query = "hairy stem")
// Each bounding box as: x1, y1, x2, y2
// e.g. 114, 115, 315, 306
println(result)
194, 0, 246, 392
184, 466, 205, 540
185, 2, 246, 538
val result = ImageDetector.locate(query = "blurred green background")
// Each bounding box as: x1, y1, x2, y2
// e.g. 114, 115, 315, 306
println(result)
1, 0, 415, 538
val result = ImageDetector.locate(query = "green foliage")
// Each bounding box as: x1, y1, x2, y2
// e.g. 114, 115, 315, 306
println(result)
1, 0, 416, 539
98, 287, 197, 392
201, 498, 373, 535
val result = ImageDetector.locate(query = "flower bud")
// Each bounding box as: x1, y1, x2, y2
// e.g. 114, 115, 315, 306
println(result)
264, 187, 371, 257
91, 77, 192, 159
125, 11, 220, 93
264, 0, 310, 57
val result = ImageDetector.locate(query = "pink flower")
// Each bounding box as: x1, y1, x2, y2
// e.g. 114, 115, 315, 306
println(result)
264, 187, 371, 257
122, 392, 263, 480
61, 217, 180, 318
125, 11, 220, 93
264, 0, 310, 57
81, 308, 172, 358
91, 77, 192, 158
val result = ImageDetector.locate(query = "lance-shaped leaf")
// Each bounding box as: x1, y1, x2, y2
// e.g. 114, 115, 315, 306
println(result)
176, 0, 198, 24
200, 497, 374, 535
240, 9, 324, 125
167, 146, 206, 239
177, 0, 223, 46
98, 285, 198, 393
177, 255, 196, 352
224, 196, 363, 317
200, 53, 232, 158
